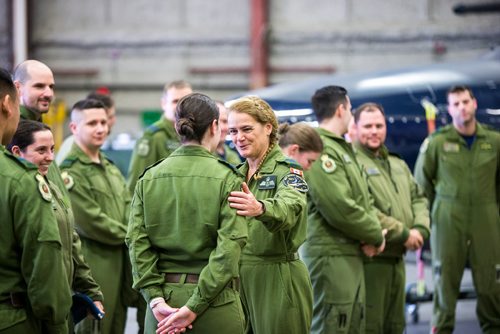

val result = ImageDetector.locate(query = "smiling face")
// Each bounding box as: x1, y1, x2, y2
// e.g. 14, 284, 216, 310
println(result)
228, 111, 272, 162
18, 130, 54, 176
17, 63, 55, 114
355, 108, 386, 152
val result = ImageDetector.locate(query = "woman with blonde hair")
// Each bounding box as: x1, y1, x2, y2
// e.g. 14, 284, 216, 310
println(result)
227, 96, 313, 334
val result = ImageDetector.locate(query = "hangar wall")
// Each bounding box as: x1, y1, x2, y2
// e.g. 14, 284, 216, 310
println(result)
4, 0, 500, 134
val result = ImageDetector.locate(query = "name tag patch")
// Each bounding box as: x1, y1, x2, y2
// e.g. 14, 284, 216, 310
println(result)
481, 142, 492, 150
258, 175, 277, 190
365, 167, 380, 176
443, 142, 460, 153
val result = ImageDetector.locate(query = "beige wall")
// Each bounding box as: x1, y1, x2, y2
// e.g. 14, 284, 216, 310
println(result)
20, 0, 500, 134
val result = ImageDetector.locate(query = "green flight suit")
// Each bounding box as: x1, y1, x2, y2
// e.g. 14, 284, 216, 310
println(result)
60, 144, 130, 334
303, 128, 384, 334
0, 146, 72, 334
218, 144, 242, 166
355, 144, 430, 334
20, 105, 71, 207
127, 116, 180, 193
237, 145, 313, 334
414, 123, 500, 334
126, 145, 248, 334
48, 178, 103, 332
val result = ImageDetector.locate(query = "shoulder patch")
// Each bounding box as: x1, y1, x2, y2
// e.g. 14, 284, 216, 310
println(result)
36, 174, 53, 202
290, 167, 303, 177
282, 174, 309, 193
136, 138, 150, 157
61, 171, 75, 190
320, 154, 336, 173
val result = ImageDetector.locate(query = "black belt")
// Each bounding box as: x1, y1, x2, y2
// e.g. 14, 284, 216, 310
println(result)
165, 273, 199, 284
1, 292, 26, 308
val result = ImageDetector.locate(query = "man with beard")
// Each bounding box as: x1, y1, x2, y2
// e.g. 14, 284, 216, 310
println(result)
415, 85, 500, 334
353, 102, 430, 334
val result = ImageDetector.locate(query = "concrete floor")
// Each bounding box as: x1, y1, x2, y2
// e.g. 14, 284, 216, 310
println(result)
124, 252, 481, 334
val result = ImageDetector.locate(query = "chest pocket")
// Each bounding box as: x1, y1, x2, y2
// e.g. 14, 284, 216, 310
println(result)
440, 150, 462, 168
87, 168, 114, 198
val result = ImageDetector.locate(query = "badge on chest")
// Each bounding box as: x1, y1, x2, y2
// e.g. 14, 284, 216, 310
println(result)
258, 175, 277, 190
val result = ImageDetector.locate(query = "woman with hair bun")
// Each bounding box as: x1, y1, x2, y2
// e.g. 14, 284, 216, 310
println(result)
278, 122, 323, 171
126, 93, 247, 334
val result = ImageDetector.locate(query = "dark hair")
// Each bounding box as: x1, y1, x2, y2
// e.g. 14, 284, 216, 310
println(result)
72, 98, 106, 112
311, 85, 348, 123
7, 119, 51, 152
86, 92, 114, 109
175, 93, 219, 143
447, 85, 475, 100
353, 102, 385, 124
0, 68, 17, 101
278, 122, 323, 153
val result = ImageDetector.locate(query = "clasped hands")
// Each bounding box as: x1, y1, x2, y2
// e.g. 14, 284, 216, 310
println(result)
153, 302, 196, 334
362, 228, 424, 257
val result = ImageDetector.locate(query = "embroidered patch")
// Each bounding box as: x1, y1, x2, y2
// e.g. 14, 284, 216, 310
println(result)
320, 154, 336, 173
282, 174, 309, 193
137, 139, 150, 156
61, 171, 74, 190
443, 142, 460, 153
365, 167, 380, 176
36, 174, 52, 202
290, 167, 304, 177
481, 142, 492, 150
258, 175, 277, 190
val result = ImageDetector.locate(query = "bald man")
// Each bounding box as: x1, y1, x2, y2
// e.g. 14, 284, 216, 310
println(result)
14, 60, 55, 121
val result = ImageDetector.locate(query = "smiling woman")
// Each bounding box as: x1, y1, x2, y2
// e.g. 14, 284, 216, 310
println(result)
6, 119, 104, 331
8, 119, 54, 175
227, 95, 313, 334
